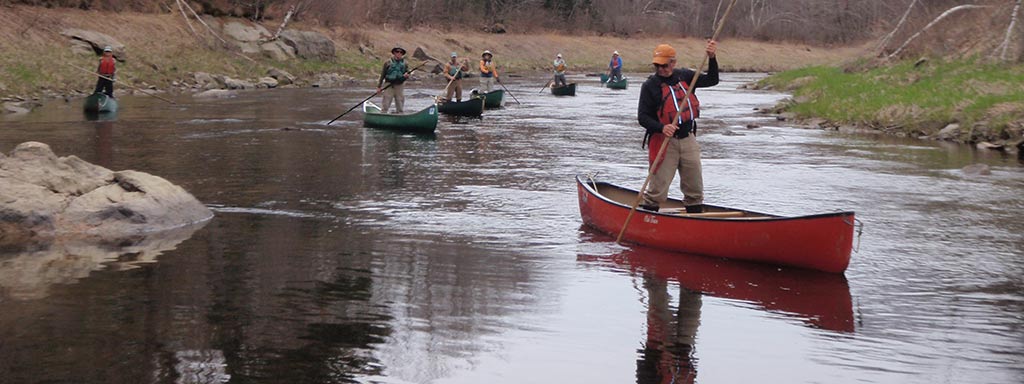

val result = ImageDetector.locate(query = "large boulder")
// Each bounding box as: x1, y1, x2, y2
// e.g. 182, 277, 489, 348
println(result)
222, 77, 255, 90
60, 28, 127, 59
280, 30, 336, 60
256, 77, 279, 89
0, 142, 212, 245
261, 40, 296, 61
267, 68, 296, 85
222, 21, 271, 54
193, 72, 222, 89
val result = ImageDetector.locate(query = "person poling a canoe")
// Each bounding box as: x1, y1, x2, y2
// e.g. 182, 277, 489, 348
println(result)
377, 46, 410, 113
552, 53, 567, 87
636, 40, 719, 214
608, 51, 623, 82
443, 52, 470, 102
327, 60, 429, 125
95, 46, 116, 98
479, 50, 499, 92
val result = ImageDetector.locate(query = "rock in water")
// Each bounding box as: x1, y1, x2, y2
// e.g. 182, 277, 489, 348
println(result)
961, 163, 992, 176
0, 142, 212, 245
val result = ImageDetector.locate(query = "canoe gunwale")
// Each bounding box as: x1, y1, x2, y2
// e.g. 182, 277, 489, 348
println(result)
576, 175, 853, 222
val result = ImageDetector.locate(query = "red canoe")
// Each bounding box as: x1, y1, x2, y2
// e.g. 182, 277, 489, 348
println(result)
576, 175, 857, 273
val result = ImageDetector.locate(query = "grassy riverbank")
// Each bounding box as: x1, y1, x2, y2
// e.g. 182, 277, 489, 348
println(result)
0, 5, 862, 100
758, 59, 1024, 144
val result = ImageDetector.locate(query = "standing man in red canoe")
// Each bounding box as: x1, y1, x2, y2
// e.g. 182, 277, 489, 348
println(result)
636, 40, 719, 214
94, 46, 116, 97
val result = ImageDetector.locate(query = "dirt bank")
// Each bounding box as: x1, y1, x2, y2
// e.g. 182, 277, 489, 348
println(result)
0, 5, 864, 101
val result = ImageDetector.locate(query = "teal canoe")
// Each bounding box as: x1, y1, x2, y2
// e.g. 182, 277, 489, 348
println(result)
437, 96, 485, 117
606, 77, 628, 90
551, 83, 576, 96
363, 102, 438, 134
83, 92, 118, 113
473, 89, 504, 109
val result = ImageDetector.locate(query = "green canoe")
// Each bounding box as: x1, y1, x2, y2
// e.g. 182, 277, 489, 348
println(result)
473, 89, 504, 109
437, 96, 485, 117
606, 77, 628, 90
363, 102, 438, 134
83, 92, 118, 113
551, 83, 576, 96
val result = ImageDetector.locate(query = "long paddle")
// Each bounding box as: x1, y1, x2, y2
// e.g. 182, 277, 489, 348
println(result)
539, 79, 553, 94
66, 63, 176, 104
327, 61, 429, 125
616, 0, 738, 244
495, 78, 522, 105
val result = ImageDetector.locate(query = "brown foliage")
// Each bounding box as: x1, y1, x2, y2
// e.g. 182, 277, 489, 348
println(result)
5, 0, 1021, 53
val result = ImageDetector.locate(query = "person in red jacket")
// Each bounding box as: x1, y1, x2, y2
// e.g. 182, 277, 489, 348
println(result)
94, 46, 116, 97
636, 41, 719, 214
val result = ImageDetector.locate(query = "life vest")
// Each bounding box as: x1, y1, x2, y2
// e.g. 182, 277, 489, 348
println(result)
657, 81, 700, 125
98, 56, 116, 76
384, 58, 407, 83
479, 60, 495, 78
445, 62, 463, 79
554, 60, 566, 73
609, 57, 621, 70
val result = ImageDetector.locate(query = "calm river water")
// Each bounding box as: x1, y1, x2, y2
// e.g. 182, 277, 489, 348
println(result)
1, 73, 1022, 384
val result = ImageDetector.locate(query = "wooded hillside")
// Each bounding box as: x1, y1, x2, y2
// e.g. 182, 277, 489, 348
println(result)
4, 0, 1019, 53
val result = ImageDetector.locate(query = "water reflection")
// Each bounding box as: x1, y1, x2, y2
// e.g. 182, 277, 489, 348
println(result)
636, 274, 701, 384
0, 222, 207, 301
578, 229, 854, 334
577, 227, 858, 383
92, 119, 115, 168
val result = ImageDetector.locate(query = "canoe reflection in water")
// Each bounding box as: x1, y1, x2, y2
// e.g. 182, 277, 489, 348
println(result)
579, 230, 855, 383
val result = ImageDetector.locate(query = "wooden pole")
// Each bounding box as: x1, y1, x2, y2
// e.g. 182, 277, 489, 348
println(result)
66, 63, 176, 104
617, 0, 738, 244
440, 61, 465, 101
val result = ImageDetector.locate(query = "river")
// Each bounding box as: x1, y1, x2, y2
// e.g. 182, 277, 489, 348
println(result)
1, 73, 1021, 384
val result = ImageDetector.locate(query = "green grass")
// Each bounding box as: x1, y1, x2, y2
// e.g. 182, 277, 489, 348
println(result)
759, 59, 1024, 140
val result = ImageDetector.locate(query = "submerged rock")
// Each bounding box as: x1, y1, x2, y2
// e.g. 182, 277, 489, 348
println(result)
0, 142, 212, 245
961, 163, 992, 176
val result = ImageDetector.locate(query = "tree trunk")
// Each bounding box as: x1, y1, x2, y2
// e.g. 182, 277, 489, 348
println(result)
888, 4, 990, 59
876, 0, 917, 54
997, 0, 1022, 61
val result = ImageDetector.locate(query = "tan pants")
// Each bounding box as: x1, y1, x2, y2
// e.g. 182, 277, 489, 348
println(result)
445, 79, 463, 101
480, 76, 495, 92
643, 134, 703, 207
381, 82, 405, 113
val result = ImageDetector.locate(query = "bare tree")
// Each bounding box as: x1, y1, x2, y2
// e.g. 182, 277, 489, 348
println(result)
888, 4, 991, 59
994, 0, 1022, 61
876, 0, 917, 55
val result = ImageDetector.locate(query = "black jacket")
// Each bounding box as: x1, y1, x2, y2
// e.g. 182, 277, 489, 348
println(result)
637, 58, 719, 141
